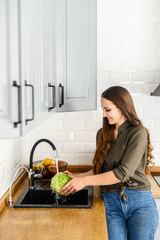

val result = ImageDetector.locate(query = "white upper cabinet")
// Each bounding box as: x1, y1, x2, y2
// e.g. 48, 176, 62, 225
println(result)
56, 0, 97, 112
0, 0, 97, 138
0, 0, 21, 138
20, 0, 41, 134
40, 0, 56, 117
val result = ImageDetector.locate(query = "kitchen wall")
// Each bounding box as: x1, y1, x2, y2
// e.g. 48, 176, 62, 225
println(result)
0, 0, 160, 199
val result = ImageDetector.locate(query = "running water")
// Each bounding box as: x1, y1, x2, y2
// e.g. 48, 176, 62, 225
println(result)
55, 156, 59, 173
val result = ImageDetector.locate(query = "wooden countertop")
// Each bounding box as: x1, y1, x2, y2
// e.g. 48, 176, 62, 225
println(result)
0, 172, 160, 240
147, 173, 160, 198
0, 177, 108, 240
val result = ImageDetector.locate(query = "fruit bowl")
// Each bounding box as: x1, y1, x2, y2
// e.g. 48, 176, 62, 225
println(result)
33, 160, 68, 179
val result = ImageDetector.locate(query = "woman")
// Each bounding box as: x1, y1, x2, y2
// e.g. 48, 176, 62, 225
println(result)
61, 86, 159, 240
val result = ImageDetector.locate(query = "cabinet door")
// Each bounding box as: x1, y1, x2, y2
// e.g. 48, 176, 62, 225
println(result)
40, 0, 56, 119
56, 0, 97, 112
0, 0, 21, 138
20, 0, 41, 134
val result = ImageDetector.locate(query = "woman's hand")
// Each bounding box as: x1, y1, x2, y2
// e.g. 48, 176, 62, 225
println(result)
64, 170, 78, 179
61, 176, 86, 196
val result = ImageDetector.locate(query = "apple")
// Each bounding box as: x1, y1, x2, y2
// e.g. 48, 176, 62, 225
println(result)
47, 164, 56, 173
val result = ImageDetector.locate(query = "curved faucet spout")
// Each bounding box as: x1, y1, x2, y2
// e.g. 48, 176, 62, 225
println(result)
29, 138, 58, 169
29, 139, 58, 189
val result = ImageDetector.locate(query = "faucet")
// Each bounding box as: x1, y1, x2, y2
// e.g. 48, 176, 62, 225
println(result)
28, 138, 58, 189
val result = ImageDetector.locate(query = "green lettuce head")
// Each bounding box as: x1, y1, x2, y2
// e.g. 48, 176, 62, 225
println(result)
50, 172, 71, 194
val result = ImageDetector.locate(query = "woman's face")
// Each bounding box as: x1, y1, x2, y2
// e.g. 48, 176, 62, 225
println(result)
101, 97, 127, 127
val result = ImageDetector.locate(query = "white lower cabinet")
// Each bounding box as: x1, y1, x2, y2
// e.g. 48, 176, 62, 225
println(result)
0, 0, 97, 138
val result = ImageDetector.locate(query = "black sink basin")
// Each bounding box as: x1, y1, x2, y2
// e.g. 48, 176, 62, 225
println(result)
14, 181, 93, 209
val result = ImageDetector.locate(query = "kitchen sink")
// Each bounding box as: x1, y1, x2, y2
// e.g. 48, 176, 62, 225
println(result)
14, 180, 93, 209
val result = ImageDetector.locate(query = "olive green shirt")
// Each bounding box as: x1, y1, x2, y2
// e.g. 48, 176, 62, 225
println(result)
98, 120, 151, 200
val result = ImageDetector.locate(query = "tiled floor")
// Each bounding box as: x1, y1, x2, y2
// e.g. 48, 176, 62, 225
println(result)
155, 199, 160, 240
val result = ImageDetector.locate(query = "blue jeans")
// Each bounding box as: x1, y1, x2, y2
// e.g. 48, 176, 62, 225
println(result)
102, 189, 159, 240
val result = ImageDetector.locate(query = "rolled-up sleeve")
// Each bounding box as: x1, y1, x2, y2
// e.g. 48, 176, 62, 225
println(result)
113, 128, 147, 183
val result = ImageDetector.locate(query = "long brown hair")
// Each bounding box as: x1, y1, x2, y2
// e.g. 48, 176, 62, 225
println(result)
93, 86, 154, 175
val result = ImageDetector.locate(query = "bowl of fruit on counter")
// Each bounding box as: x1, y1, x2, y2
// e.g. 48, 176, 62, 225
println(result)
33, 158, 68, 179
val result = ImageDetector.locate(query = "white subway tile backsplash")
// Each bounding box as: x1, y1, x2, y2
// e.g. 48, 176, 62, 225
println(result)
0, 164, 6, 182
121, 58, 142, 71
132, 48, 155, 60
141, 119, 155, 131
109, 0, 132, 12
61, 120, 85, 130
133, 0, 157, 11
132, 24, 156, 36
85, 120, 102, 131
135, 107, 144, 119
121, 37, 144, 48
108, 24, 132, 36
72, 111, 97, 120
153, 143, 160, 154
121, 13, 145, 24
62, 143, 85, 154
97, 0, 109, 12
154, 96, 160, 106
98, 60, 120, 72
109, 72, 130, 83
97, 46, 108, 60
108, 48, 132, 61
154, 158, 160, 166
155, 119, 160, 130
73, 132, 96, 143
155, 73, 160, 83
131, 72, 155, 83
98, 36, 121, 49
156, 48, 160, 59
124, 83, 157, 95
85, 143, 96, 153
150, 131, 160, 142
51, 112, 73, 120
144, 107, 160, 118
39, 119, 62, 130
97, 72, 109, 83
58, 154, 74, 165
104, 13, 121, 24
50, 131, 73, 142
145, 13, 160, 24
0, 139, 13, 148
132, 95, 154, 107
155, 24, 160, 35
143, 37, 160, 48
143, 60, 160, 72
72, 154, 94, 165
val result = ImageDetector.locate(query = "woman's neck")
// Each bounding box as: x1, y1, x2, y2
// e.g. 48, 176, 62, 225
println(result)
116, 117, 127, 130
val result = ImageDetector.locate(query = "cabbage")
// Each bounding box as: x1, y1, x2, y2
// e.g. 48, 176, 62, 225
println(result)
50, 172, 71, 194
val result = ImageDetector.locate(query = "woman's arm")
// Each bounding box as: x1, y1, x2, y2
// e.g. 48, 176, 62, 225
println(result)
84, 170, 121, 186
61, 170, 120, 196
64, 169, 94, 178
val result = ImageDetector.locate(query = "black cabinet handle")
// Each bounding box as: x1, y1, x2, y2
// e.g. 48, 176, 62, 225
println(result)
59, 83, 64, 107
25, 80, 34, 125
13, 80, 21, 128
48, 83, 56, 111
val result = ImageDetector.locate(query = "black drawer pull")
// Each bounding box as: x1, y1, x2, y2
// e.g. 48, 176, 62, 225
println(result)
59, 83, 64, 107
25, 80, 34, 125
13, 80, 21, 128
48, 83, 56, 111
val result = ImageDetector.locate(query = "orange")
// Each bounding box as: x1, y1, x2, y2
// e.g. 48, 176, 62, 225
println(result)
42, 158, 52, 166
